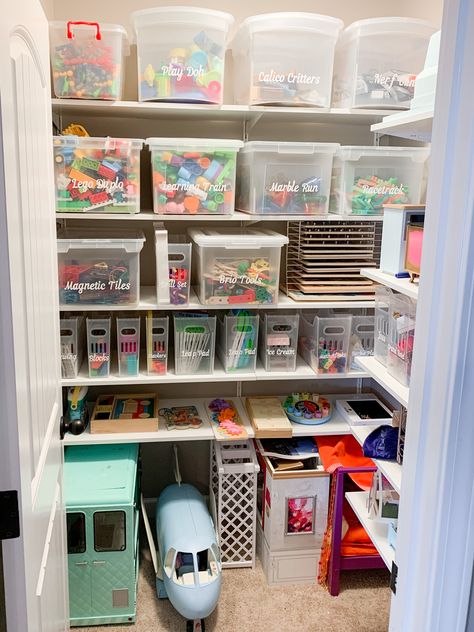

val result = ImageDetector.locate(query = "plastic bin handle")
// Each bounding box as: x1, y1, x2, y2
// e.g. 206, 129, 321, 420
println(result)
67, 21, 102, 41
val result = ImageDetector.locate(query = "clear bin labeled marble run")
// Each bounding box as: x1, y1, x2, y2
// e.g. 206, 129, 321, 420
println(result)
50, 21, 129, 100
232, 12, 343, 106
57, 229, 145, 306
53, 136, 143, 214
188, 228, 288, 306
132, 7, 233, 103
237, 141, 338, 215
332, 18, 435, 109
148, 138, 243, 215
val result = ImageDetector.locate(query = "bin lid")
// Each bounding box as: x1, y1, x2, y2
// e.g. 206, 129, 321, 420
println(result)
341, 17, 436, 41
188, 227, 288, 248
49, 21, 130, 55
132, 6, 234, 31
241, 141, 339, 155
53, 136, 144, 150
57, 228, 146, 253
146, 137, 243, 151
234, 12, 343, 40
336, 146, 430, 163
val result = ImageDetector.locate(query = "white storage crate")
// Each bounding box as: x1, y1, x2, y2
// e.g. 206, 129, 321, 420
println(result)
60, 316, 85, 379
330, 146, 429, 215
132, 7, 233, 103
237, 141, 338, 215
49, 21, 129, 100
299, 312, 352, 374
232, 12, 343, 106
210, 441, 260, 568
332, 17, 435, 109
57, 229, 145, 306
188, 228, 288, 306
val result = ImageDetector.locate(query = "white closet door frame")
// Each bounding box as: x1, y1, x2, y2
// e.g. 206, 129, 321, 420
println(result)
390, 1, 474, 630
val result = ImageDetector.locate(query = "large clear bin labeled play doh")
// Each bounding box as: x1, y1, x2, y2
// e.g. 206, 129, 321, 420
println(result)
147, 138, 243, 215
188, 228, 288, 306
232, 13, 343, 106
330, 146, 429, 215
49, 21, 129, 100
299, 313, 352, 374
57, 229, 145, 307
53, 136, 143, 214
132, 7, 233, 103
332, 18, 435, 109
237, 141, 338, 215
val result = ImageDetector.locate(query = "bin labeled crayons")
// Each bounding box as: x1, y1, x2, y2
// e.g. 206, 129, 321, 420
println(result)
147, 138, 243, 215
53, 136, 143, 214
132, 7, 233, 103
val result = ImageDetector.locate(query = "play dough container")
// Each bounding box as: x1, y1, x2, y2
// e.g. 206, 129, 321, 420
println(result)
188, 228, 288, 305
53, 136, 143, 214
232, 12, 343, 106
332, 18, 435, 109
50, 21, 129, 100
237, 141, 338, 215
132, 7, 233, 103
330, 146, 429, 215
147, 138, 243, 215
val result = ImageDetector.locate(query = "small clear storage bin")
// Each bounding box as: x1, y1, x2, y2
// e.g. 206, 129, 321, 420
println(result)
188, 228, 288, 306
57, 229, 145, 307
374, 286, 393, 366
330, 146, 429, 215
349, 315, 374, 369
60, 316, 85, 378
146, 316, 169, 375
387, 295, 416, 386
132, 7, 233, 103
237, 141, 338, 215
86, 317, 111, 378
332, 18, 435, 109
53, 136, 143, 214
49, 21, 129, 100
299, 313, 352, 374
147, 138, 243, 215
217, 313, 259, 373
232, 12, 343, 106
259, 314, 299, 372
117, 317, 140, 376
173, 315, 216, 375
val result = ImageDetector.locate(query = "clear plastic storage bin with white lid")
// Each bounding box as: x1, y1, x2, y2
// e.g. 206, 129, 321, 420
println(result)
57, 229, 145, 307
232, 12, 343, 107
132, 7, 234, 103
237, 141, 339, 215
53, 136, 144, 214
49, 21, 129, 100
330, 146, 430, 215
147, 137, 243, 215
188, 228, 288, 306
332, 17, 436, 109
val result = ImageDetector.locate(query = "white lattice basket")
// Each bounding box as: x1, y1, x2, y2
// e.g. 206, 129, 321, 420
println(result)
210, 441, 260, 568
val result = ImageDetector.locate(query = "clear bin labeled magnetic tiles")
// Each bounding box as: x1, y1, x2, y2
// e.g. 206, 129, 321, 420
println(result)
147, 138, 243, 215
49, 21, 129, 100
132, 7, 233, 103
188, 228, 288, 305
53, 136, 143, 213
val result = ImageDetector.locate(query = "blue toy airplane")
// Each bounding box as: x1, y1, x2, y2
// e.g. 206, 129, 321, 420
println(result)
142, 446, 221, 632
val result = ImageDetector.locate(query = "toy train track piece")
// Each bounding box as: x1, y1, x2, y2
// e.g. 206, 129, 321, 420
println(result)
207, 398, 248, 440
282, 392, 332, 426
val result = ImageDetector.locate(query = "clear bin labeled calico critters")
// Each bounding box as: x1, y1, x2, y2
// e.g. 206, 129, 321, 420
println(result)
332, 18, 435, 109
132, 7, 233, 103
232, 12, 343, 106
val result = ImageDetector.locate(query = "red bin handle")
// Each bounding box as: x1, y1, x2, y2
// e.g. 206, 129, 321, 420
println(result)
67, 21, 102, 40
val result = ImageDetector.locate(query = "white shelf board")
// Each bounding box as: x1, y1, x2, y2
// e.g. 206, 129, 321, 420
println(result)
60, 286, 376, 312
361, 268, 419, 300
345, 491, 395, 571
351, 424, 402, 494
355, 356, 409, 408
290, 406, 351, 437
371, 109, 433, 142
52, 98, 395, 126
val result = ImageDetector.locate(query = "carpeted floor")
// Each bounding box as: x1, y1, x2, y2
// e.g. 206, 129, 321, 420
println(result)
81, 550, 390, 632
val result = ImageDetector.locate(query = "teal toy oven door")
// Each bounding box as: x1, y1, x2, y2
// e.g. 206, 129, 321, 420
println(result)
67, 512, 92, 621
